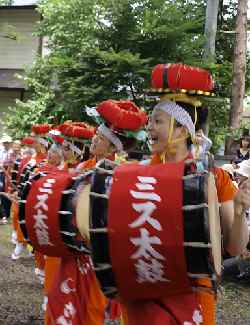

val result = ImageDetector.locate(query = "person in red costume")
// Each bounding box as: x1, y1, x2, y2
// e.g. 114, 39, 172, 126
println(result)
11, 125, 50, 260
10, 137, 35, 246
58, 121, 95, 172
45, 101, 147, 325
120, 63, 250, 325
78, 100, 147, 172
43, 123, 96, 325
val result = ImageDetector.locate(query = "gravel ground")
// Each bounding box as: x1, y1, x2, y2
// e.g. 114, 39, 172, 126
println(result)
0, 225, 43, 325
1, 223, 250, 325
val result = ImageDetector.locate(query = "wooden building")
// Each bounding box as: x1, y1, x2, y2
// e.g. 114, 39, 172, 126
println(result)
0, 2, 42, 132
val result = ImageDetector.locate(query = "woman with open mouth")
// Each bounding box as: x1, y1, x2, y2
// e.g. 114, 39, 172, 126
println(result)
121, 63, 250, 325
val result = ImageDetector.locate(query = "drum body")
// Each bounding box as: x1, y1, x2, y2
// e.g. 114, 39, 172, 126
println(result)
85, 159, 220, 299
19, 170, 91, 257
11, 158, 21, 189
0, 170, 5, 192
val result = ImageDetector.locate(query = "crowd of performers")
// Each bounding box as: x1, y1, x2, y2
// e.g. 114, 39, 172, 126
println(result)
1, 63, 250, 325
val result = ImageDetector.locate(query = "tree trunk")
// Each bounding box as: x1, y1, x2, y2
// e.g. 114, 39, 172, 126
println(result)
204, 0, 220, 60
225, 0, 248, 154
203, 0, 219, 138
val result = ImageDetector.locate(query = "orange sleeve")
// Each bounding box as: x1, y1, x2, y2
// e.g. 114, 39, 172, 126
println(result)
214, 167, 237, 203
78, 158, 96, 171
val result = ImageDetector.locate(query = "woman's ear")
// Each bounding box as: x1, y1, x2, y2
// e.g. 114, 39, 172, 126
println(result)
108, 143, 117, 155
41, 146, 47, 154
174, 125, 188, 138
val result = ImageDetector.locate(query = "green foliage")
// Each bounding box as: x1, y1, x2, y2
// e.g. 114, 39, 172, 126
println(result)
4, 0, 249, 154
5, 94, 54, 139
0, 0, 13, 5
204, 97, 230, 153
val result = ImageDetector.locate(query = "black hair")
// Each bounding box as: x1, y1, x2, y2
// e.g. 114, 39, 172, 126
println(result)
82, 145, 90, 161
104, 122, 137, 152
114, 133, 137, 152
239, 137, 250, 149
73, 140, 85, 154
175, 101, 208, 130
128, 150, 144, 160
175, 101, 209, 148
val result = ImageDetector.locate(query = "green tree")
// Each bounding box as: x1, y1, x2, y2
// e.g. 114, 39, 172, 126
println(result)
7, 0, 206, 134
5, 0, 250, 154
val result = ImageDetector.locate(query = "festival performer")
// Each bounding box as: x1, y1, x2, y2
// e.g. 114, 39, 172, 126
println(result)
11, 125, 50, 260
76, 100, 147, 321
58, 121, 95, 172
10, 137, 35, 246
78, 100, 146, 171
42, 101, 147, 325
119, 63, 250, 325
42, 123, 96, 325
0, 134, 15, 224
33, 129, 66, 286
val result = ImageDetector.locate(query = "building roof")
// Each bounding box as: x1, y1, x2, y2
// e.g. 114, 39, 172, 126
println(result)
12, 0, 37, 4
0, 5, 36, 10
0, 69, 25, 90
0, 0, 37, 9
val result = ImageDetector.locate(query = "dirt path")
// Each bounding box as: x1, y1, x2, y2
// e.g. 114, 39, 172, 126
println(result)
0, 224, 43, 325
2, 223, 250, 325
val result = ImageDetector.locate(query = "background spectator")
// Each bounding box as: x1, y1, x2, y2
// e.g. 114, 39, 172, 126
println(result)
234, 135, 250, 164
0, 135, 14, 224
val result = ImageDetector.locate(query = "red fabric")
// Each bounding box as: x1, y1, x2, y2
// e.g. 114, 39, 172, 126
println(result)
58, 122, 95, 139
4, 169, 12, 193
72, 126, 95, 139
106, 300, 122, 321
32, 124, 51, 135
34, 251, 45, 271
77, 158, 97, 171
122, 293, 203, 325
12, 201, 26, 243
37, 163, 65, 174
151, 63, 214, 92
109, 163, 191, 301
47, 256, 85, 325
21, 137, 35, 145
36, 152, 47, 163
17, 156, 32, 184
25, 172, 74, 256
97, 100, 147, 130
48, 255, 107, 325
149, 153, 215, 325
51, 134, 64, 144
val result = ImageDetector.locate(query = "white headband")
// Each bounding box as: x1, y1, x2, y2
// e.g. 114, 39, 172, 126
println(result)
49, 129, 61, 137
98, 124, 123, 152
153, 100, 195, 136
64, 140, 82, 156
49, 143, 64, 158
37, 137, 49, 148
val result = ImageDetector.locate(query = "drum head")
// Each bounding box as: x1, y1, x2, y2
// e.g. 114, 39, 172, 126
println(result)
207, 172, 222, 276
76, 183, 91, 242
